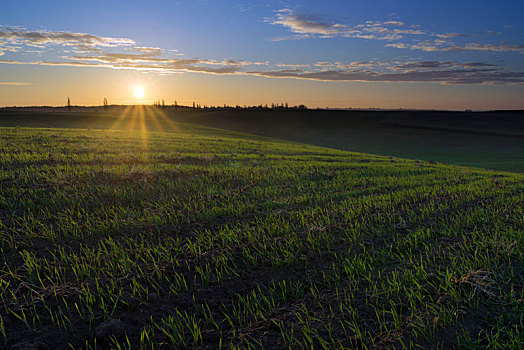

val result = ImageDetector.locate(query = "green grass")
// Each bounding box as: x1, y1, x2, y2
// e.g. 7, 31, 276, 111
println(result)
1, 108, 523, 173
0, 125, 523, 349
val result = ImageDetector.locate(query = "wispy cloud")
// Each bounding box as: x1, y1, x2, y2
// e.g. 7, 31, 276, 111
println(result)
62, 51, 265, 74
268, 9, 424, 40
270, 9, 350, 37
276, 63, 311, 68
394, 61, 498, 70
269, 9, 524, 55
3, 56, 522, 85
388, 40, 524, 53
0, 43, 22, 56
0, 57, 242, 75
127, 46, 163, 55
248, 67, 524, 84
0, 26, 135, 52
244, 59, 524, 84
0, 81, 32, 86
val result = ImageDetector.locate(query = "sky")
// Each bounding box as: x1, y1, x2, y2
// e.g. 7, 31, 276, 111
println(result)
1, 0, 523, 109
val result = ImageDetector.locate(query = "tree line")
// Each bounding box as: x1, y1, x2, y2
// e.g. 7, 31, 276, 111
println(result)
64, 97, 308, 111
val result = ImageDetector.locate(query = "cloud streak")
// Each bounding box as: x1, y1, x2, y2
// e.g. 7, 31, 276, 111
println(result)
3, 56, 523, 85
269, 9, 425, 41
0, 26, 135, 52
128, 46, 163, 55
387, 40, 524, 53
62, 52, 266, 74
269, 9, 524, 54
248, 67, 524, 84
270, 9, 349, 36
0, 81, 32, 86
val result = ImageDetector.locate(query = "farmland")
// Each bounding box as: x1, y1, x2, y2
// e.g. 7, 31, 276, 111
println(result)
2, 0, 524, 347
174, 108, 524, 173
2, 108, 523, 173
0, 115, 522, 349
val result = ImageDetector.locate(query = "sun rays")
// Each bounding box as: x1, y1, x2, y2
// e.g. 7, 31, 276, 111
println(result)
108, 104, 182, 158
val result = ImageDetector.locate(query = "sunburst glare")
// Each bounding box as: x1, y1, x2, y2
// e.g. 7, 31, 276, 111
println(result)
134, 86, 145, 99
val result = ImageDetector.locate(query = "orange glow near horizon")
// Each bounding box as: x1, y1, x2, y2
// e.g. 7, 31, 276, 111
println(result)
1, 67, 523, 110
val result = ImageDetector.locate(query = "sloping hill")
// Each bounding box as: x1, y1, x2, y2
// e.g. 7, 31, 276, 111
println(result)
1, 108, 523, 172
173, 109, 524, 172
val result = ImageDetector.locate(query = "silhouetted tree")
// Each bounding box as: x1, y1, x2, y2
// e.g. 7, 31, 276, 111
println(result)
192, 101, 195, 108
162, 99, 165, 110
67, 97, 71, 111
174, 100, 178, 109
103, 97, 108, 111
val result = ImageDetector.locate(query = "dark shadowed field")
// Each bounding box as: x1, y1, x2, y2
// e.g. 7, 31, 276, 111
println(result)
172, 109, 524, 173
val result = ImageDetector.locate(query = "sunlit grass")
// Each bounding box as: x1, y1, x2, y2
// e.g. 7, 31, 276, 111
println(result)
0, 126, 522, 349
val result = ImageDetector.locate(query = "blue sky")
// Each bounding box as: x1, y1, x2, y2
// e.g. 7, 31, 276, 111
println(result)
1, 0, 523, 108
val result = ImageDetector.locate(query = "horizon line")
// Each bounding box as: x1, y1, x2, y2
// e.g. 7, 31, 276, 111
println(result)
1, 104, 522, 113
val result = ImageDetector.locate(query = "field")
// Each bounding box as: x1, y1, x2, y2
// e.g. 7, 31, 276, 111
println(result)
1, 116, 522, 349
1, 108, 523, 173
173, 109, 524, 173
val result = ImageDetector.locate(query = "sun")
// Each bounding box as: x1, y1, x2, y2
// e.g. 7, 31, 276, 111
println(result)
134, 86, 145, 99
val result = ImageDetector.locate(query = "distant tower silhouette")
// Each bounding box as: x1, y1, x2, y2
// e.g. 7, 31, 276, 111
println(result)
67, 97, 71, 111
